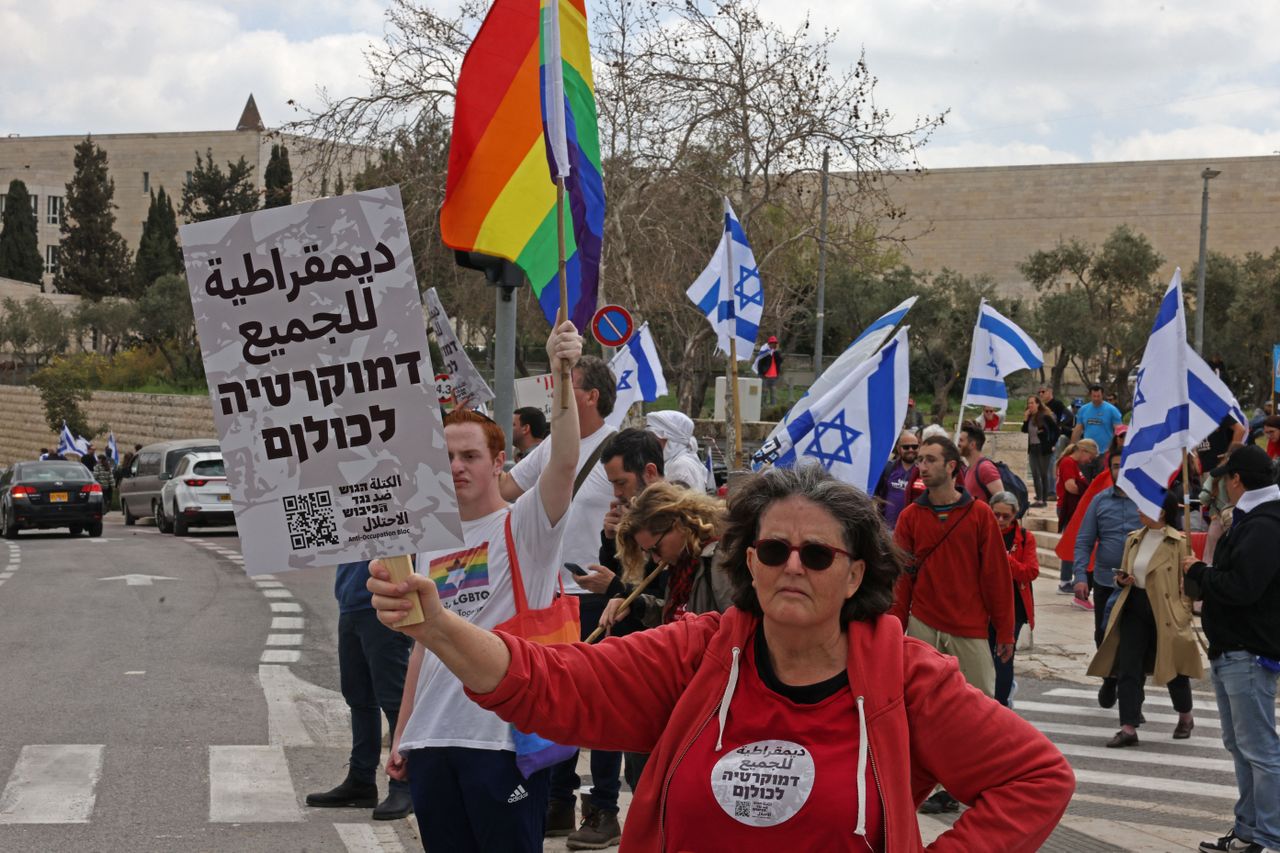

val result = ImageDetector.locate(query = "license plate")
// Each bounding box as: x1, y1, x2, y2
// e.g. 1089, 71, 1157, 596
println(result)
218, 494, 231, 502
50, 492, 68, 503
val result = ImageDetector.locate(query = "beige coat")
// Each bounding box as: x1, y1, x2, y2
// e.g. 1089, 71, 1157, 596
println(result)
1087, 526, 1206, 684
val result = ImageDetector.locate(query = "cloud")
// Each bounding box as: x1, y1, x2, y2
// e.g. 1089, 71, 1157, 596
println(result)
1090, 125, 1280, 162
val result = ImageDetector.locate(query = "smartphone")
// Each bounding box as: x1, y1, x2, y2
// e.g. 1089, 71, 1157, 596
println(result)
564, 562, 588, 577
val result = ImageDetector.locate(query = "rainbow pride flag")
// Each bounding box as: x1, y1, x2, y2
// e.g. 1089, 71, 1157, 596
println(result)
441, 0, 605, 330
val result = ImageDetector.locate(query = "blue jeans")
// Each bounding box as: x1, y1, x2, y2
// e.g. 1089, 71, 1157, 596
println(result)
1212, 651, 1280, 849
407, 747, 549, 853
988, 618, 1027, 707
338, 608, 412, 790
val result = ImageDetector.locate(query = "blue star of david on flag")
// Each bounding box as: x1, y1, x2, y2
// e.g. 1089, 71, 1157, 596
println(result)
802, 410, 862, 470
1132, 367, 1147, 407
961, 300, 1043, 411
734, 265, 763, 309
617, 369, 634, 391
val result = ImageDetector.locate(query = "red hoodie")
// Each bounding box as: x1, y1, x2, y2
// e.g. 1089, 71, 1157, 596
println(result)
468, 608, 1074, 852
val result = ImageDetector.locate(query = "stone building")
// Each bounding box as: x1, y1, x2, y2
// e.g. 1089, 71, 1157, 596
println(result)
877, 155, 1280, 298
0, 95, 356, 290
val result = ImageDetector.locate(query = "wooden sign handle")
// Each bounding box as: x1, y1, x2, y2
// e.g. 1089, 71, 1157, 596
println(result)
586, 561, 667, 643
382, 554, 425, 628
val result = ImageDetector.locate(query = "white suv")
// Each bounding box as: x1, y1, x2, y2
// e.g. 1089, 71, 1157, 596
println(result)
157, 452, 234, 535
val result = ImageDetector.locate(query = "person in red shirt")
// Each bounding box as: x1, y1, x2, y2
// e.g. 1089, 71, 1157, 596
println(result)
982, 406, 1003, 432
1054, 438, 1099, 596
957, 420, 1004, 504
1263, 415, 1280, 460
754, 336, 784, 406
988, 493, 1039, 708
366, 465, 1074, 852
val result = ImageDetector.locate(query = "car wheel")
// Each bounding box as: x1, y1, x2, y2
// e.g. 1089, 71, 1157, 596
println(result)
68, 525, 82, 537
154, 500, 171, 534
2, 508, 17, 540
173, 502, 189, 536
88, 521, 103, 537
122, 499, 136, 526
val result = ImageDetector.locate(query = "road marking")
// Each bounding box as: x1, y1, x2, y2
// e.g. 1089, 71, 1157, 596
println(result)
1071, 768, 1239, 800
1029, 720, 1231, 750
1055, 740, 1236, 772
98, 574, 177, 587
256, 581, 285, 588
208, 745, 301, 823
258, 665, 350, 748
1069, 792, 1227, 821
261, 650, 301, 664
261, 589, 293, 599
125, 671, 145, 676
270, 602, 302, 613
257, 574, 276, 580
266, 634, 302, 646
0, 744, 104, 824
0, 572, 13, 580
1017, 701, 1222, 730
271, 617, 304, 631
1044, 685, 1218, 704
335, 822, 407, 852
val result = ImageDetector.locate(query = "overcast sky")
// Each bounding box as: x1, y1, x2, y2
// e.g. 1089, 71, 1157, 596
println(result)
3, 0, 1277, 169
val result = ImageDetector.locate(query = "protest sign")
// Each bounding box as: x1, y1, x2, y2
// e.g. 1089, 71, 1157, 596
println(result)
424, 287, 495, 408
515, 373, 556, 419
180, 186, 464, 576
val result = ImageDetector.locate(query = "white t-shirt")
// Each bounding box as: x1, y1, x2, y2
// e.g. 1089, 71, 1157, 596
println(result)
398, 487, 567, 753
666, 452, 710, 493
510, 424, 615, 593
1130, 529, 1163, 589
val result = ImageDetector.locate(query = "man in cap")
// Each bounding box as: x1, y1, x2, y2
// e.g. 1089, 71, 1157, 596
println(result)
754, 335, 784, 406
1184, 444, 1280, 853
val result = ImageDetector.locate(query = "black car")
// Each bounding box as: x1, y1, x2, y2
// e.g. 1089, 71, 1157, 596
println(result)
0, 461, 105, 537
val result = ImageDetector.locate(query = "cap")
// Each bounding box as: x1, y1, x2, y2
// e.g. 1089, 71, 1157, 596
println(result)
1210, 443, 1273, 480
1114, 424, 1129, 435
767, 335, 778, 344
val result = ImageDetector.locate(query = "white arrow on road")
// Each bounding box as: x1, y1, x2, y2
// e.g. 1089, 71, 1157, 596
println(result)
99, 574, 178, 586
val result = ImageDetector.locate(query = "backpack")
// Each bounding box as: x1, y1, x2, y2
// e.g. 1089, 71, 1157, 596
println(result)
983, 459, 1031, 519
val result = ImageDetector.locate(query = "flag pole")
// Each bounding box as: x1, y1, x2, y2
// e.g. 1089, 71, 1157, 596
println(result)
722, 198, 743, 469
954, 302, 984, 443
556, 178, 570, 411
1180, 449, 1193, 536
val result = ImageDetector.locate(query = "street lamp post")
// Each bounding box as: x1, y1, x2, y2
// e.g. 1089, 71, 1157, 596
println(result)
1194, 167, 1221, 355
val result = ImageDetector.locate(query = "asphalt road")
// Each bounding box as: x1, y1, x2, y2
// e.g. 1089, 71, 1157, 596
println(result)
0, 513, 417, 853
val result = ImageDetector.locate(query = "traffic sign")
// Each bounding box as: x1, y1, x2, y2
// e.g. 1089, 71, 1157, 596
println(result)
591, 305, 634, 348
435, 373, 455, 405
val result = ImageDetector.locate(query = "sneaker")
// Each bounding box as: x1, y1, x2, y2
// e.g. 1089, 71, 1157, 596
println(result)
545, 797, 576, 837
305, 775, 379, 808
1071, 596, 1094, 611
372, 787, 413, 821
1057, 582, 1074, 595
1199, 829, 1260, 852
566, 806, 623, 850
918, 790, 960, 814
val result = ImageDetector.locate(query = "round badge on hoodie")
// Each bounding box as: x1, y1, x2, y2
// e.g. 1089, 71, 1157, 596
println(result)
710, 739, 815, 826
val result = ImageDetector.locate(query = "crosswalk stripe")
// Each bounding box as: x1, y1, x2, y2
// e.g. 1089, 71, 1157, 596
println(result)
1055, 740, 1236, 772
1017, 701, 1222, 730
271, 617, 304, 630
208, 745, 301, 823
262, 589, 294, 599
0, 744, 104, 824
270, 602, 302, 613
1029, 720, 1229, 751
1071, 768, 1240, 800
1069, 792, 1228, 822
261, 650, 301, 664
1044, 686, 1219, 704
335, 822, 407, 852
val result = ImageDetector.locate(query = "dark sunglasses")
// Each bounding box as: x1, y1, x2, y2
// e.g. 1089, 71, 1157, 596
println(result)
751, 538, 852, 571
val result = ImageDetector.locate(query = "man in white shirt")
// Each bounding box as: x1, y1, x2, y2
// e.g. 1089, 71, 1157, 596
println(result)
383, 321, 581, 852
498, 355, 623, 843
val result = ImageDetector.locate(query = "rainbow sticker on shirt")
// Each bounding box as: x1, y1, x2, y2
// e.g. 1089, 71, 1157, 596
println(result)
429, 545, 490, 601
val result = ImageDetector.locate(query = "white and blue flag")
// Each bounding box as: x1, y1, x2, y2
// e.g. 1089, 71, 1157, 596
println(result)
761, 327, 910, 493
58, 421, 89, 458
756, 296, 917, 467
605, 323, 668, 428
705, 444, 717, 493
1118, 269, 1246, 519
106, 432, 120, 466
961, 300, 1044, 410
686, 197, 763, 360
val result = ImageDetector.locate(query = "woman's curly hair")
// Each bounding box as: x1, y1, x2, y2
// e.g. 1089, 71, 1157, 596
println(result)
615, 482, 725, 582
716, 464, 905, 626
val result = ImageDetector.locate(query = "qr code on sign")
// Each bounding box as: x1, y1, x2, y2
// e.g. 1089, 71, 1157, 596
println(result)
283, 488, 339, 550
734, 803, 749, 818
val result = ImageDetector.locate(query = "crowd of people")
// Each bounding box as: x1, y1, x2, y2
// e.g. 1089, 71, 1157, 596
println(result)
298, 321, 1277, 852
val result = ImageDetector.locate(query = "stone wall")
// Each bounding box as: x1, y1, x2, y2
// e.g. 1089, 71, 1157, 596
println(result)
0, 386, 216, 466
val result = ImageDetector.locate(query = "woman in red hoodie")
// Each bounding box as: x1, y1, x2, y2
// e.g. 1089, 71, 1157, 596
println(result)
988, 492, 1039, 708
367, 465, 1074, 852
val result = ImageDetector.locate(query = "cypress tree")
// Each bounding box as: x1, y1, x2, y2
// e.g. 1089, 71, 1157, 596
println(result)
53, 136, 132, 300
334, 171, 345, 196
135, 188, 183, 293
263, 144, 293, 209
179, 148, 259, 222
0, 180, 44, 285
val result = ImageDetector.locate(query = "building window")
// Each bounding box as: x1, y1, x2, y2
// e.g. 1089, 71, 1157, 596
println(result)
44, 245, 59, 275
0, 195, 4, 215
46, 196, 63, 226
143, 171, 150, 193
30, 196, 38, 217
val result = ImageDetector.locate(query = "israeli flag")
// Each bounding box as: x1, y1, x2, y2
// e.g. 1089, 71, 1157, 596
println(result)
1118, 269, 1246, 519
605, 323, 668, 428
106, 432, 120, 466
58, 421, 89, 458
685, 198, 763, 360
705, 444, 717, 493
756, 297, 916, 468
961, 300, 1044, 410
765, 328, 910, 494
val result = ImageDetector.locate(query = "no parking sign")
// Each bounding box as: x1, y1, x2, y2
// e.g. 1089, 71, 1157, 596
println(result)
591, 305, 634, 348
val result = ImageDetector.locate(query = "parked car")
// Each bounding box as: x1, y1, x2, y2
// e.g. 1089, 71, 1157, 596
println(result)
0, 460, 105, 537
156, 452, 234, 535
118, 438, 220, 526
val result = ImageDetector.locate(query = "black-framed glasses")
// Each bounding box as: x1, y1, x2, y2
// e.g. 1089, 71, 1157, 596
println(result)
751, 538, 853, 571
643, 524, 674, 560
